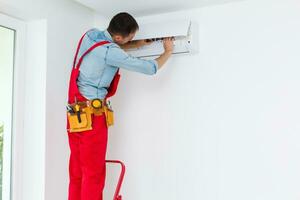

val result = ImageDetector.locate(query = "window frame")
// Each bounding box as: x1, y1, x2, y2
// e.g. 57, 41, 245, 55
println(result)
0, 13, 26, 200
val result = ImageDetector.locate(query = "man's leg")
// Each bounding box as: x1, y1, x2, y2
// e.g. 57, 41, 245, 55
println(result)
80, 114, 108, 200
68, 133, 83, 200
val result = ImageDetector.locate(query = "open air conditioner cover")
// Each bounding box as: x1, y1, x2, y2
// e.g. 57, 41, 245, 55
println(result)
132, 20, 191, 40
125, 19, 197, 58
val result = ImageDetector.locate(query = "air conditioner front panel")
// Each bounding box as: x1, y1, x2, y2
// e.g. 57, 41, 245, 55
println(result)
132, 20, 190, 40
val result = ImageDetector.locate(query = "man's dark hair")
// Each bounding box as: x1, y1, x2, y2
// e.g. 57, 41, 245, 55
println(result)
107, 12, 139, 37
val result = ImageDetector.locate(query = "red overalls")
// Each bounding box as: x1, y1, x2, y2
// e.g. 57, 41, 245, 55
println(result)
67, 32, 120, 200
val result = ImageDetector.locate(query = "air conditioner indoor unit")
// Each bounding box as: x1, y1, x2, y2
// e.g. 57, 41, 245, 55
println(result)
125, 19, 198, 58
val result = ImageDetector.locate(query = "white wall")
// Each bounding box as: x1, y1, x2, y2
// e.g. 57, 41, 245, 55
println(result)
94, 13, 110, 29
98, 0, 300, 200
23, 19, 47, 200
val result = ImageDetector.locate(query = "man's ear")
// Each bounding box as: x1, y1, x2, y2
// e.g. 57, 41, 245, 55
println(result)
113, 34, 123, 43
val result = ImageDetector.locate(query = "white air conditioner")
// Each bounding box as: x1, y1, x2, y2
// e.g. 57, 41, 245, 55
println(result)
125, 20, 198, 58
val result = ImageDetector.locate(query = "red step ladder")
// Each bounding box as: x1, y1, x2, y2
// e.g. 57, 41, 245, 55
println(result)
106, 160, 126, 200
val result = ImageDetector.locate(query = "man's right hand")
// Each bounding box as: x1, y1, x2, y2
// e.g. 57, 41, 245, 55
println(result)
163, 37, 174, 53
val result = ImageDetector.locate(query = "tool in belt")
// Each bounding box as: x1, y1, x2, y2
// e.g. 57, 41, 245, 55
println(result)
67, 32, 121, 133
67, 98, 114, 133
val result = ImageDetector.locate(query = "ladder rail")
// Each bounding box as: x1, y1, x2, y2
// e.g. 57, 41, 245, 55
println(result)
106, 160, 126, 200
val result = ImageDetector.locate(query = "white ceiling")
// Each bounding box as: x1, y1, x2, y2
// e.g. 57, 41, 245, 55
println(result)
74, 0, 241, 18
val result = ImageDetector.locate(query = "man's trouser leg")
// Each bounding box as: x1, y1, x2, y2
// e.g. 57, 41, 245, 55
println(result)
68, 114, 108, 200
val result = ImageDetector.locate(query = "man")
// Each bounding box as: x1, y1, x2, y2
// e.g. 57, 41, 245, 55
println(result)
67, 12, 173, 200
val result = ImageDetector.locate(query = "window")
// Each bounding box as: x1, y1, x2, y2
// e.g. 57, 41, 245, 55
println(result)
0, 13, 26, 200
0, 25, 15, 200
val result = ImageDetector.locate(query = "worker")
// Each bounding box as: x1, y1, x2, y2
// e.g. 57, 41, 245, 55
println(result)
66, 12, 173, 200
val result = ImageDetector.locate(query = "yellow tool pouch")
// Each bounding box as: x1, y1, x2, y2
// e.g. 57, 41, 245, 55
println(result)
104, 106, 114, 127
67, 102, 93, 133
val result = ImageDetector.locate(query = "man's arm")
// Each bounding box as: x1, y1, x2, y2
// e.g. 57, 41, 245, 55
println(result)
120, 37, 174, 70
155, 37, 174, 70
120, 40, 152, 50
105, 43, 159, 75
105, 38, 174, 75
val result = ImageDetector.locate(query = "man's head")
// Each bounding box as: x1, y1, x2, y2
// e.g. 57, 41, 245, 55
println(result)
107, 12, 139, 45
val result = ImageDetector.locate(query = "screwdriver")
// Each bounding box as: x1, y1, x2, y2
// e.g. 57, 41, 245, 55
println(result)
74, 104, 82, 123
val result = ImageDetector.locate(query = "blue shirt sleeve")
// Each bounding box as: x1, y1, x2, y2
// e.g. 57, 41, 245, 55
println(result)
105, 43, 158, 75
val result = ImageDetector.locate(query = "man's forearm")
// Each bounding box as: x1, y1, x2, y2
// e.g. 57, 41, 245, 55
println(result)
155, 51, 172, 70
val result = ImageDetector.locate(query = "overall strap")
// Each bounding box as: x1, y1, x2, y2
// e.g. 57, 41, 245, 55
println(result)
72, 32, 88, 69
105, 69, 120, 100
72, 31, 111, 70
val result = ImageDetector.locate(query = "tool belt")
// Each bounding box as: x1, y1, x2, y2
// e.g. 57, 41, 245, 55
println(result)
67, 99, 114, 133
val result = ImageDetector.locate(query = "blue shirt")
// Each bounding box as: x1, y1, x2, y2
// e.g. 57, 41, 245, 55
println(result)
76, 28, 158, 100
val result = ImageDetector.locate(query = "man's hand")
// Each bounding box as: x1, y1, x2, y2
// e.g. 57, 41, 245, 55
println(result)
163, 37, 174, 53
